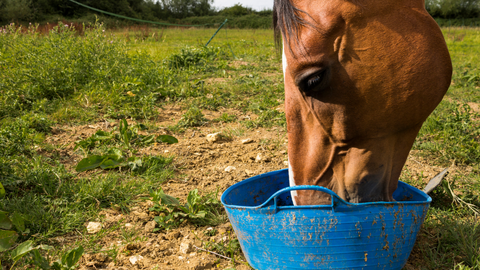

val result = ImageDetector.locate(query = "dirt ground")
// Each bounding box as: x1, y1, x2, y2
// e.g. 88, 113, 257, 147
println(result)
43, 104, 466, 270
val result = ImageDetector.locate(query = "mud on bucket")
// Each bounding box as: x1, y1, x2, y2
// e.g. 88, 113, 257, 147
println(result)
221, 169, 431, 270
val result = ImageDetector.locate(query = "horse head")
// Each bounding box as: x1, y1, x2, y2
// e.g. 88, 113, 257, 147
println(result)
274, 0, 452, 204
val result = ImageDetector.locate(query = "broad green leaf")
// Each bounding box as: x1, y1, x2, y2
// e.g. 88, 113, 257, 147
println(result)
156, 135, 178, 144
106, 148, 124, 161
187, 189, 201, 212
0, 230, 18, 251
75, 155, 104, 172
0, 182, 5, 199
93, 130, 112, 140
30, 249, 51, 270
51, 261, 62, 270
100, 158, 125, 169
11, 240, 34, 262
0, 211, 12, 230
62, 246, 84, 268
36, 244, 53, 251
10, 212, 25, 233
156, 189, 180, 206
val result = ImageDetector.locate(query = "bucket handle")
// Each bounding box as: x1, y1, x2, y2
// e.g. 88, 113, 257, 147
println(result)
261, 185, 349, 212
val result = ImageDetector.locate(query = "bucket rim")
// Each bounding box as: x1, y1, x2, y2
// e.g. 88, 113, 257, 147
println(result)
221, 169, 432, 210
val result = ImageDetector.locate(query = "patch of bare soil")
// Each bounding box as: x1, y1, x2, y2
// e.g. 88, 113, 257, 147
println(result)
43, 107, 286, 269
42, 105, 472, 270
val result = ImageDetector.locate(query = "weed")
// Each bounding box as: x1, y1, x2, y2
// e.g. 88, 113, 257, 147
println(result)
74, 119, 177, 173
150, 188, 226, 230
415, 101, 480, 165
203, 230, 242, 262
165, 46, 228, 70
244, 109, 286, 129
173, 107, 207, 131
214, 113, 237, 123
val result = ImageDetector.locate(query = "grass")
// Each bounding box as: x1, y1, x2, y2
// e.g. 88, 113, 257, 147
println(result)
0, 22, 479, 269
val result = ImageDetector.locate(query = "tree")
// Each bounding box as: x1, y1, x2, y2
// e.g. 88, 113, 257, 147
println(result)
0, 0, 34, 22
425, 0, 480, 18
219, 3, 253, 17
161, 0, 214, 18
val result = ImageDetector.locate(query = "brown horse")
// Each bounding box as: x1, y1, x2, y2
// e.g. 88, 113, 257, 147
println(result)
274, 0, 452, 205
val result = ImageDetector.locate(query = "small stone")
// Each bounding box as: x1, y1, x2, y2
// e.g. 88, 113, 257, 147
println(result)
125, 223, 134, 229
129, 255, 143, 265
241, 138, 253, 144
206, 132, 222, 143
86, 222, 102, 234
283, 160, 289, 166
224, 166, 236, 172
245, 169, 255, 176
179, 239, 194, 254
144, 220, 156, 232
164, 150, 170, 153
255, 153, 271, 163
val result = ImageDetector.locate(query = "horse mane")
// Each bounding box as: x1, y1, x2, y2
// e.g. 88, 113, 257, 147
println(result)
273, 0, 317, 55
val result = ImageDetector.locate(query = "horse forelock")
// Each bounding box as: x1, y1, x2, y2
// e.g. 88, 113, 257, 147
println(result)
273, 0, 317, 56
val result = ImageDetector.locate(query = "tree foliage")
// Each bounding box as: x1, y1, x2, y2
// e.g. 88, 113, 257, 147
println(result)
2, 0, 477, 26
426, 0, 480, 18
0, 0, 217, 24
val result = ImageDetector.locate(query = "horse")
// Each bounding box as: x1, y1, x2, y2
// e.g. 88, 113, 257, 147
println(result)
273, 0, 452, 205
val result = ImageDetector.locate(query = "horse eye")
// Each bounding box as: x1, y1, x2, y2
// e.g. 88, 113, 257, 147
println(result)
302, 70, 326, 92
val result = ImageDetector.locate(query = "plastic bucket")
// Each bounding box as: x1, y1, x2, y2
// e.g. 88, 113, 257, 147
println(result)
221, 169, 431, 270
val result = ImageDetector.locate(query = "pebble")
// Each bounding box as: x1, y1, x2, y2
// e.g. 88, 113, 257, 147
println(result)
179, 239, 194, 254
144, 220, 157, 232
255, 153, 271, 163
206, 132, 222, 143
245, 169, 255, 176
224, 166, 236, 172
241, 138, 253, 144
125, 223, 134, 229
283, 161, 289, 166
129, 255, 143, 265
86, 222, 102, 234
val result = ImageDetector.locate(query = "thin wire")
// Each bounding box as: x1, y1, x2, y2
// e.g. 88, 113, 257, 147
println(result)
67, 0, 219, 27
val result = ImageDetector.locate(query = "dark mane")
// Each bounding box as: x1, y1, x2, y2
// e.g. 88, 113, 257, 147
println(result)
273, 0, 315, 54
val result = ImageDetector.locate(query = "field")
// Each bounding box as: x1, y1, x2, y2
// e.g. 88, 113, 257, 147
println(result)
0, 22, 479, 269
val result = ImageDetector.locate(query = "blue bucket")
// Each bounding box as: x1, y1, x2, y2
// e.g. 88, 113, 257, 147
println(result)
221, 169, 431, 270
